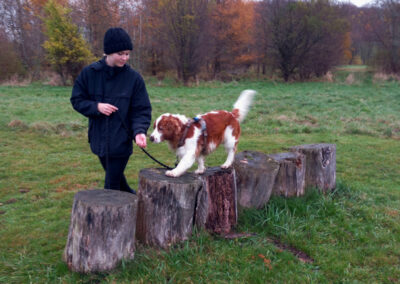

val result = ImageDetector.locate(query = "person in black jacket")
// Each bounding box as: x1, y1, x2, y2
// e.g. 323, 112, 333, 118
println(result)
70, 27, 152, 194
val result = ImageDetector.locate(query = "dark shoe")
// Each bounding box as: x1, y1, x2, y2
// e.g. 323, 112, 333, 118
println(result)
121, 188, 136, 195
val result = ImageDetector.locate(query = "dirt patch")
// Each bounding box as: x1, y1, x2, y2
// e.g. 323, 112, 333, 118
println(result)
8, 120, 83, 137
5, 198, 17, 204
19, 188, 30, 194
223, 232, 257, 239
269, 238, 314, 263
373, 73, 400, 82
8, 120, 28, 129
276, 114, 318, 127
222, 232, 314, 264
385, 209, 399, 217
0, 75, 32, 86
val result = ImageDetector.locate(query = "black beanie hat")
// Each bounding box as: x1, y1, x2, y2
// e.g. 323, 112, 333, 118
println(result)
103, 27, 133, 55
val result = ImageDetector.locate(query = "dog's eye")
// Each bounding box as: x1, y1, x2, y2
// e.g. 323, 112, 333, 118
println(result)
159, 126, 163, 131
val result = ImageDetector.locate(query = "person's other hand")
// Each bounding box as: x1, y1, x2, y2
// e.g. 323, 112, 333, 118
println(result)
97, 103, 118, 116
135, 133, 147, 148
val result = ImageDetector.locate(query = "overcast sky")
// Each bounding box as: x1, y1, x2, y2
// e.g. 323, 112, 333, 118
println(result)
339, 0, 375, 7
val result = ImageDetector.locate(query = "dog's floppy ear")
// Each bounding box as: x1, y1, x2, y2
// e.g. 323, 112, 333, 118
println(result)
171, 116, 184, 131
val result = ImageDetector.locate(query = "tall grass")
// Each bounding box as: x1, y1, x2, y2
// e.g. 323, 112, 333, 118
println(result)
0, 71, 399, 282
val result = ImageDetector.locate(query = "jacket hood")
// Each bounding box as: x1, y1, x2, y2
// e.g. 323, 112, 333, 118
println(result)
91, 57, 129, 78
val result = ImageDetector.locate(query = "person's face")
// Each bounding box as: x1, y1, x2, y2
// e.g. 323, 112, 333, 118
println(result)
106, 50, 130, 67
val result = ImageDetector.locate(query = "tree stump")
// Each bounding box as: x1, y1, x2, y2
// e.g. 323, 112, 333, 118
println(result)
291, 144, 336, 192
233, 151, 280, 209
63, 189, 138, 273
136, 168, 202, 248
269, 152, 306, 197
195, 167, 237, 235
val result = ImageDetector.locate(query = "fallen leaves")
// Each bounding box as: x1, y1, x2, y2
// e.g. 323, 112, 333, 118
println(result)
258, 254, 273, 269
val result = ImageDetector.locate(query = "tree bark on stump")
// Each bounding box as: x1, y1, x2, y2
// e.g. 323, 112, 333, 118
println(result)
269, 152, 306, 197
233, 151, 280, 209
195, 167, 237, 235
63, 189, 138, 273
136, 168, 202, 248
291, 144, 336, 192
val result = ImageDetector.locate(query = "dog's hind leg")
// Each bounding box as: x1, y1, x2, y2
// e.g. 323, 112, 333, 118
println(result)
195, 155, 206, 174
221, 127, 238, 169
221, 147, 235, 169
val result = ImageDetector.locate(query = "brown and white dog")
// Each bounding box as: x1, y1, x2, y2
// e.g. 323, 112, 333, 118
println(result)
149, 90, 256, 177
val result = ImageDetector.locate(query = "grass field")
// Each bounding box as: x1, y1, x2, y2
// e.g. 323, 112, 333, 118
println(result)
0, 70, 399, 283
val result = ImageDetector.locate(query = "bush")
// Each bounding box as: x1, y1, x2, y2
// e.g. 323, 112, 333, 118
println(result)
0, 35, 26, 82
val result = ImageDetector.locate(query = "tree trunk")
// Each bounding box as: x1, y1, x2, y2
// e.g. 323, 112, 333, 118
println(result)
291, 144, 336, 192
63, 189, 138, 273
269, 152, 306, 197
196, 167, 237, 235
233, 151, 280, 209
136, 168, 202, 248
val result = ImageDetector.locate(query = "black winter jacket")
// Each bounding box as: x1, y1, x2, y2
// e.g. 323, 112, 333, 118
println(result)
70, 58, 152, 157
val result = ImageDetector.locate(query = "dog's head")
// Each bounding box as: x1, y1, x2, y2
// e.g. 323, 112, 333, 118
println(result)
150, 114, 187, 143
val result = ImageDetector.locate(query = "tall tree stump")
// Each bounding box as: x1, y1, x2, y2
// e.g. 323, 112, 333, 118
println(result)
233, 151, 280, 209
269, 152, 306, 197
63, 189, 138, 273
291, 144, 336, 192
136, 168, 202, 248
195, 167, 237, 235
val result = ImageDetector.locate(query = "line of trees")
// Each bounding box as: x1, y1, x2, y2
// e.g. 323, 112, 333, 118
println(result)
0, 0, 399, 84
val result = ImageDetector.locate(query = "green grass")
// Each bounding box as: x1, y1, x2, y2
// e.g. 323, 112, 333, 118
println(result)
0, 72, 399, 283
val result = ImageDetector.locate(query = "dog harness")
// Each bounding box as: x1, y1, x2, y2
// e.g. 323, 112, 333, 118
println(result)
178, 116, 208, 154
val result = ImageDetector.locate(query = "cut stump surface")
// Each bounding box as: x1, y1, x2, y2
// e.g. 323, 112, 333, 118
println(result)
269, 152, 306, 197
136, 168, 202, 248
63, 189, 138, 273
291, 143, 336, 192
234, 151, 280, 209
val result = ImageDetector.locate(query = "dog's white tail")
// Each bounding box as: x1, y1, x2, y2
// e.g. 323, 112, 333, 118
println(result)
232, 89, 256, 123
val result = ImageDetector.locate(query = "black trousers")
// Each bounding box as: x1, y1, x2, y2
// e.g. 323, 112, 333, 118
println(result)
98, 156, 135, 193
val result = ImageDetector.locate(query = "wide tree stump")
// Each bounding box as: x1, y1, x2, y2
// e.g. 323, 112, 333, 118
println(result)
63, 189, 138, 273
291, 144, 336, 192
136, 168, 202, 248
195, 167, 237, 235
233, 151, 280, 209
269, 152, 306, 197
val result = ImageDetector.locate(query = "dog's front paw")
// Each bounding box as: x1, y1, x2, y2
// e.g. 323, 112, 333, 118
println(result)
195, 168, 206, 175
220, 164, 232, 169
165, 170, 179, 177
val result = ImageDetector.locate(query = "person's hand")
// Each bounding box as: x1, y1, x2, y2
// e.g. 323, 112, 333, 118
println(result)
97, 103, 118, 116
135, 133, 147, 148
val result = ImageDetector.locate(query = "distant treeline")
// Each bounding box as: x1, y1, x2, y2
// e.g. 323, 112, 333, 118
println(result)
0, 0, 399, 85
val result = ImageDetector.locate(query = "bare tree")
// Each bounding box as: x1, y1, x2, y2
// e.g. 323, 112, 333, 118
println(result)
363, 0, 400, 73
254, 1, 270, 75
118, 0, 142, 69
157, 0, 209, 84
206, 0, 256, 79
136, 0, 166, 74
257, 0, 349, 81
70, 0, 121, 57
0, 0, 46, 77
0, 27, 25, 80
